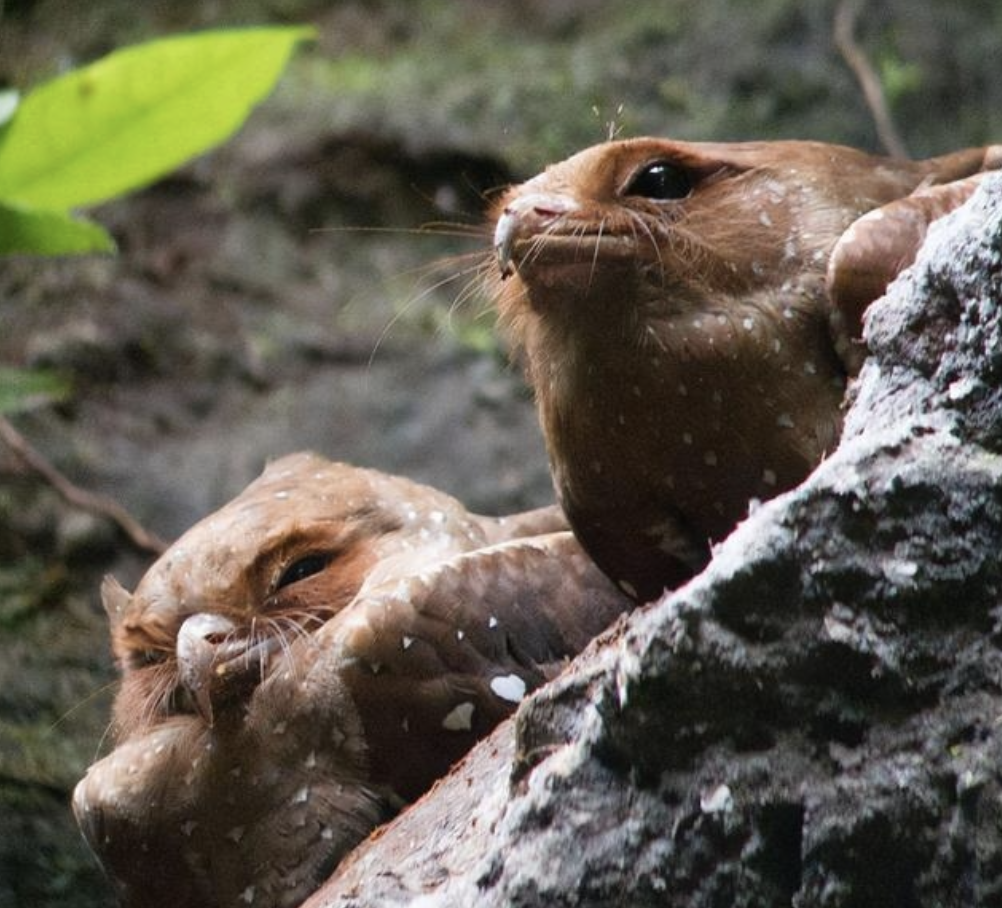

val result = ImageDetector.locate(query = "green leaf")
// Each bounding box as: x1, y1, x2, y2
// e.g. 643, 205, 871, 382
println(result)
0, 368, 72, 415
0, 202, 115, 255
0, 26, 313, 211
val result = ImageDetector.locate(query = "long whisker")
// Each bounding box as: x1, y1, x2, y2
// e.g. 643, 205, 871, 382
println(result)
441, 257, 502, 332
51, 680, 119, 733
627, 210, 665, 276
137, 663, 177, 735
586, 217, 607, 292
94, 720, 117, 763
365, 249, 491, 366
311, 222, 487, 241
265, 617, 310, 682
273, 612, 324, 644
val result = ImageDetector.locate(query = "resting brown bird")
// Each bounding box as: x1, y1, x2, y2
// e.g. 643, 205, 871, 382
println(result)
73, 452, 628, 908
492, 137, 1001, 601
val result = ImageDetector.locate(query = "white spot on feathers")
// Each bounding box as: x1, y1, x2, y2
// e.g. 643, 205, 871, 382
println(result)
442, 702, 475, 731
490, 674, 527, 703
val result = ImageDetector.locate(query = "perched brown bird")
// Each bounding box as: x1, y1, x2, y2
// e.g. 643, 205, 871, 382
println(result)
74, 452, 628, 908
492, 137, 1001, 601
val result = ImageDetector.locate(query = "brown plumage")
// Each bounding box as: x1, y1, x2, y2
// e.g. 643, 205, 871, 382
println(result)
492, 137, 1001, 601
73, 452, 628, 908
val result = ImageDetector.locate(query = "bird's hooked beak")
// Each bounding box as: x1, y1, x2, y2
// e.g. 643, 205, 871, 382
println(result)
494, 209, 518, 279
176, 613, 279, 726
493, 192, 580, 279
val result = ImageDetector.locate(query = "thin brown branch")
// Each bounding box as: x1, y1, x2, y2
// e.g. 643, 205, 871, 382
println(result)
0, 415, 169, 557
834, 0, 909, 159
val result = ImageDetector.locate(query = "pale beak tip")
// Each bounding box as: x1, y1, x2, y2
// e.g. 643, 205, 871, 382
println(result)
496, 249, 514, 280
493, 212, 517, 279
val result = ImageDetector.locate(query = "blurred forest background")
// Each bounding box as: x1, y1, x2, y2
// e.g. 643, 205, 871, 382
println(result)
0, 1, 999, 905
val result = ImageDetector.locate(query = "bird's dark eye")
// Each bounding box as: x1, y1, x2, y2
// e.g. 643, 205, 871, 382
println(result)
625, 161, 693, 201
276, 554, 330, 590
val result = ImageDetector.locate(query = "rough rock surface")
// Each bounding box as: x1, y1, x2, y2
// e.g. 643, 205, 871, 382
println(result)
304, 175, 1002, 907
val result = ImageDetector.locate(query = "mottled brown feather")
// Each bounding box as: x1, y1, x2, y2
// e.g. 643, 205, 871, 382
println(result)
491, 137, 1000, 601
74, 452, 628, 908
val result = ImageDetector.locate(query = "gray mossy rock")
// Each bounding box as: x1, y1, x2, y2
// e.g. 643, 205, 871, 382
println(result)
306, 176, 1002, 907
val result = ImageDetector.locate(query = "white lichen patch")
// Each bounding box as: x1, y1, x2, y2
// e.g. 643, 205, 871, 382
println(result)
700, 783, 734, 814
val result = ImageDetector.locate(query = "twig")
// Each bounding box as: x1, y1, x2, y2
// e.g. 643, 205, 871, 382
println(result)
834, 0, 909, 159
0, 415, 169, 557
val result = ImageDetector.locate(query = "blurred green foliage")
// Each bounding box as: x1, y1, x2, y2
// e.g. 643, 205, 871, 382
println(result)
0, 26, 313, 256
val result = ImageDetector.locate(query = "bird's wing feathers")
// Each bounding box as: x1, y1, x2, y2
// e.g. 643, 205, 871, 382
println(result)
314, 530, 629, 797
828, 165, 1000, 373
